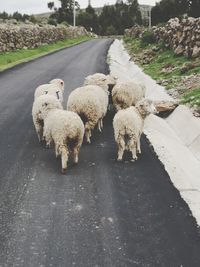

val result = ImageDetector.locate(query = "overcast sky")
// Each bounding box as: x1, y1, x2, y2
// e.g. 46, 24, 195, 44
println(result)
0, 0, 157, 15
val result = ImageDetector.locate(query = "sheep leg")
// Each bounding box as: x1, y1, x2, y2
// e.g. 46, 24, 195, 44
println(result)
61, 146, 69, 174
72, 145, 80, 164
85, 120, 96, 144
117, 137, 125, 161
34, 120, 43, 142
137, 135, 141, 154
129, 138, 138, 162
97, 120, 102, 132
100, 119, 103, 129
55, 144, 60, 158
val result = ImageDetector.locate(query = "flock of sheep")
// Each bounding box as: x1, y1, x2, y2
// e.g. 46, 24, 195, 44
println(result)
32, 73, 157, 173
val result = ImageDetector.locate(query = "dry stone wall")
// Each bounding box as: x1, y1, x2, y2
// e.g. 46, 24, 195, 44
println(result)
0, 24, 89, 52
153, 17, 200, 58
125, 17, 200, 58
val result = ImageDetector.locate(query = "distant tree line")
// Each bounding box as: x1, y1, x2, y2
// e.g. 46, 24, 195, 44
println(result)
152, 0, 200, 25
0, 11, 36, 23
47, 0, 200, 33
48, 0, 142, 35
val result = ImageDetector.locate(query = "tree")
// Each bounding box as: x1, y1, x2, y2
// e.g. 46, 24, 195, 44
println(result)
189, 0, 200, 17
151, 0, 192, 25
128, 0, 142, 25
12, 11, 23, 21
0, 11, 10, 20
48, 0, 80, 24
48, 2, 55, 10
77, 4, 99, 33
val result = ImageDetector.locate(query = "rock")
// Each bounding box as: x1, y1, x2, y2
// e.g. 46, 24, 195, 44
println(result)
155, 101, 179, 113
151, 17, 200, 58
175, 45, 184, 55
192, 46, 200, 58
0, 24, 89, 52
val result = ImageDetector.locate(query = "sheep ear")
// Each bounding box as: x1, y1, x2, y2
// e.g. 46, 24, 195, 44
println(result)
45, 91, 48, 94
44, 102, 48, 106
60, 81, 64, 85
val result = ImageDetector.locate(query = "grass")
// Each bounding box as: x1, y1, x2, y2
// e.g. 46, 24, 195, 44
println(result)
124, 36, 200, 88
181, 87, 200, 108
0, 36, 91, 71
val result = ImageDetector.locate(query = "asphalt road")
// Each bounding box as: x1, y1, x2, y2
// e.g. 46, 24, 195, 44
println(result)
0, 39, 200, 267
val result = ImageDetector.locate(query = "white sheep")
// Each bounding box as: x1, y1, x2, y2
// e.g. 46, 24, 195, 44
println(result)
32, 94, 63, 142
112, 81, 146, 111
113, 99, 157, 162
43, 109, 84, 174
67, 85, 105, 144
84, 73, 116, 92
84, 73, 117, 107
34, 78, 65, 103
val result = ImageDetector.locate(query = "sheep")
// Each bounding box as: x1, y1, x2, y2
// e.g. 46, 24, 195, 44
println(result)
84, 73, 117, 128
67, 85, 105, 144
84, 73, 116, 92
32, 94, 63, 142
84, 72, 117, 106
34, 79, 65, 103
43, 109, 84, 174
112, 81, 146, 111
113, 99, 157, 162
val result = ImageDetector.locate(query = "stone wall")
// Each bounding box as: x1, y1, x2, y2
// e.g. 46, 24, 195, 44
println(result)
153, 17, 200, 58
0, 24, 89, 52
124, 25, 145, 38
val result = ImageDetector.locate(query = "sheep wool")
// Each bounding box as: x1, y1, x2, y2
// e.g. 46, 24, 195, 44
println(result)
84, 72, 117, 105
112, 81, 146, 111
43, 110, 84, 174
67, 85, 105, 143
32, 94, 63, 141
113, 99, 157, 162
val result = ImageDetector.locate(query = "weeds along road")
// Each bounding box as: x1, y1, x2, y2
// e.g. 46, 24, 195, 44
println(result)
0, 39, 200, 267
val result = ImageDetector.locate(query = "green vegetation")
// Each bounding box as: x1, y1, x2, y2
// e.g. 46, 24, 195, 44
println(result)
124, 36, 200, 88
0, 36, 90, 71
152, 0, 200, 25
181, 88, 200, 107
140, 30, 156, 47
48, 0, 142, 35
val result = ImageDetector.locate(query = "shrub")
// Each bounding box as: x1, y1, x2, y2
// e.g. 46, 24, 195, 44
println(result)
48, 18, 57, 26
140, 30, 156, 47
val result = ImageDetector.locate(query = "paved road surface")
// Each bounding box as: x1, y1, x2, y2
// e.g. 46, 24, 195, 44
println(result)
0, 39, 200, 266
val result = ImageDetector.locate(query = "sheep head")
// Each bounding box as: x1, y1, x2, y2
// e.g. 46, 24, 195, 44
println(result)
38, 95, 63, 120
49, 79, 65, 92
136, 99, 157, 118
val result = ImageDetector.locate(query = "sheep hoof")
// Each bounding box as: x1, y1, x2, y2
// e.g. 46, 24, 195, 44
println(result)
131, 157, 137, 162
61, 168, 67, 174
117, 158, 123, 162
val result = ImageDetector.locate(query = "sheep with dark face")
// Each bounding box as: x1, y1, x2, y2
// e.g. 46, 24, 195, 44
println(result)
113, 99, 157, 162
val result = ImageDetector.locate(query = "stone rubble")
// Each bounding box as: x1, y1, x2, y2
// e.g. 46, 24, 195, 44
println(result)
153, 17, 200, 58
125, 17, 200, 58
